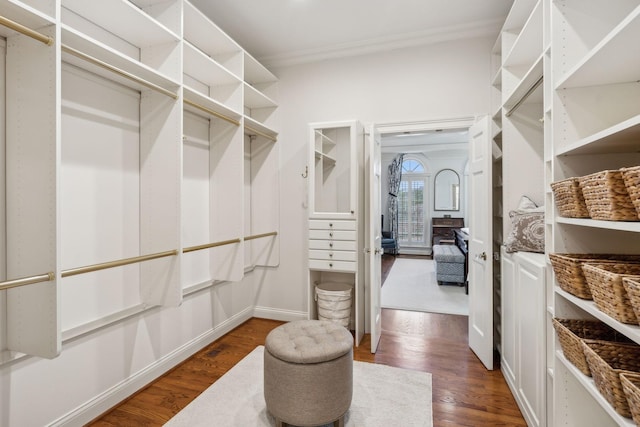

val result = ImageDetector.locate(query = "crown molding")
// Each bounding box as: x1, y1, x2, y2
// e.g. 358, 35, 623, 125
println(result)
260, 17, 503, 69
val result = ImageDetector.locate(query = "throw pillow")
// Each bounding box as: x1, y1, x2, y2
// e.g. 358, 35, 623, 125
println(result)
505, 210, 545, 253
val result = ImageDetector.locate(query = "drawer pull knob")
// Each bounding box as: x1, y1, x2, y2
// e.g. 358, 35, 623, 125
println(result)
329, 232, 333, 237
329, 263, 333, 267
329, 253, 333, 257
329, 223, 333, 227
329, 243, 333, 248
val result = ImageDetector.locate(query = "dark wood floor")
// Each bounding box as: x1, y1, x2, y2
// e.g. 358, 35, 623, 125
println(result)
87, 285, 526, 426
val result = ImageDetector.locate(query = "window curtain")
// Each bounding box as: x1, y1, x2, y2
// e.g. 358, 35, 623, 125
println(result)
387, 154, 404, 241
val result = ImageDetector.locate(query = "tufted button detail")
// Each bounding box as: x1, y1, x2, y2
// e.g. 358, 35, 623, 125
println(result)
265, 320, 353, 364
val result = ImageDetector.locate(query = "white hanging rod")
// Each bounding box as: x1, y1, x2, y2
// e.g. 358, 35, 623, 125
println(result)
183, 99, 240, 127
183, 238, 241, 253
0, 15, 53, 46
245, 125, 277, 142
0, 272, 55, 291
61, 44, 179, 100
505, 76, 543, 118
61, 249, 178, 278
244, 231, 278, 241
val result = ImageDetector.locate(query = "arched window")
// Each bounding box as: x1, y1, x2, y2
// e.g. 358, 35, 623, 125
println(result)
398, 158, 428, 247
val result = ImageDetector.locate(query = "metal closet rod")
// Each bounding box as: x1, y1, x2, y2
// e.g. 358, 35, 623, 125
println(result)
183, 99, 240, 127
183, 238, 241, 253
505, 76, 543, 118
0, 272, 54, 291
244, 231, 278, 241
0, 15, 53, 46
61, 249, 178, 278
245, 125, 277, 142
61, 44, 178, 100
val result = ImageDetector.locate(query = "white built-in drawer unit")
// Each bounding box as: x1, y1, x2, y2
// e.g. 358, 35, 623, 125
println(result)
308, 219, 357, 272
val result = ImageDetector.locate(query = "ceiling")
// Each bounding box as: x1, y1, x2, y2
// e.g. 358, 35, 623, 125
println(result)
189, 0, 513, 156
190, 0, 514, 68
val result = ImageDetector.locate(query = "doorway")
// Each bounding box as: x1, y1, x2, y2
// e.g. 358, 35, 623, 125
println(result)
377, 119, 471, 314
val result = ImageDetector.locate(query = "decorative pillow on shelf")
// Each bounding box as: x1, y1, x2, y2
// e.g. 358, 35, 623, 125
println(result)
505, 196, 545, 254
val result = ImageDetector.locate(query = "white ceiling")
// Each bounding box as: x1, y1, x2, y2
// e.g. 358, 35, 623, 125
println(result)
189, 1, 513, 155
190, 0, 514, 68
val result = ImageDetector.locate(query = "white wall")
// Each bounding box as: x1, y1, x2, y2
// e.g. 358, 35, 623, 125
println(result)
254, 36, 493, 316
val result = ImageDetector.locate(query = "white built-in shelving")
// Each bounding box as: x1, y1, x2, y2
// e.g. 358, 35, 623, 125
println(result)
550, 1, 640, 426
0, 0, 279, 361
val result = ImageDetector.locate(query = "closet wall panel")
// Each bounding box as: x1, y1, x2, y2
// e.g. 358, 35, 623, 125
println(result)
60, 64, 142, 329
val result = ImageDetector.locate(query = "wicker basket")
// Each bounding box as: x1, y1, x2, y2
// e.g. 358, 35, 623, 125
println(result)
550, 177, 590, 218
581, 340, 640, 418
623, 277, 640, 327
582, 263, 640, 324
621, 372, 640, 425
549, 253, 640, 300
552, 318, 633, 376
621, 166, 640, 220
579, 169, 639, 221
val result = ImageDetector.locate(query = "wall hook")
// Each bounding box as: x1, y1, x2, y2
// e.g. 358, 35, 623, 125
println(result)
302, 165, 308, 178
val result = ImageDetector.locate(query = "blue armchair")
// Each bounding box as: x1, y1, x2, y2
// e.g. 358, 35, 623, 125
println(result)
381, 215, 398, 255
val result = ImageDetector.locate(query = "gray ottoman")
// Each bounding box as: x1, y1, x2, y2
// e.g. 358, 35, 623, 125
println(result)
264, 320, 353, 427
433, 244, 465, 285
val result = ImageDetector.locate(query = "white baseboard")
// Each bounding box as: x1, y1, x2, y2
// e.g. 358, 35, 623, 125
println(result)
253, 306, 308, 322
50, 307, 254, 427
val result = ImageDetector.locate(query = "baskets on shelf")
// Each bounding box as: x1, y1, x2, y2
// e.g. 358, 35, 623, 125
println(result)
621, 372, 640, 426
549, 253, 640, 300
581, 340, 640, 418
579, 169, 639, 221
550, 177, 590, 218
552, 318, 633, 376
621, 166, 640, 220
582, 263, 640, 324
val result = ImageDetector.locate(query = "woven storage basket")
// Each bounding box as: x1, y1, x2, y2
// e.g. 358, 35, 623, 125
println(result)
621, 166, 640, 220
552, 318, 633, 376
581, 340, 640, 418
579, 169, 639, 221
621, 372, 640, 425
582, 263, 640, 324
550, 177, 590, 218
623, 277, 640, 326
549, 253, 640, 300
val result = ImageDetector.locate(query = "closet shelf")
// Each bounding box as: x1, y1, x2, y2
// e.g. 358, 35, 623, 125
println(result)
183, 1, 240, 58
244, 82, 278, 110
245, 51, 278, 85
183, 40, 241, 86
556, 217, 640, 233
62, 0, 180, 47
502, 0, 542, 69
0, 13, 53, 45
0, 0, 55, 34
556, 288, 640, 344
183, 89, 242, 126
61, 25, 181, 94
503, 52, 543, 113
556, 6, 640, 89
556, 114, 640, 156
556, 351, 637, 427
245, 116, 278, 141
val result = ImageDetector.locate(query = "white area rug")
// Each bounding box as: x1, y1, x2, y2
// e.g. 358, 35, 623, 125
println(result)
164, 346, 432, 427
382, 258, 469, 315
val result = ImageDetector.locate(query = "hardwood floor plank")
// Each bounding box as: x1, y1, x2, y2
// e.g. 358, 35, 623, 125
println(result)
87, 314, 525, 426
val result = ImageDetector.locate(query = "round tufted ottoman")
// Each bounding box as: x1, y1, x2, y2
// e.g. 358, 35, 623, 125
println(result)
264, 319, 354, 427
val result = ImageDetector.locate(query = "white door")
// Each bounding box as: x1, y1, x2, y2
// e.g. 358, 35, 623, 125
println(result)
468, 116, 494, 370
365, 125, 382, 353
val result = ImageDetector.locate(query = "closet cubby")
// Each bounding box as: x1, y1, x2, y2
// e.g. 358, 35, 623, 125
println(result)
1, 0, 278, 361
